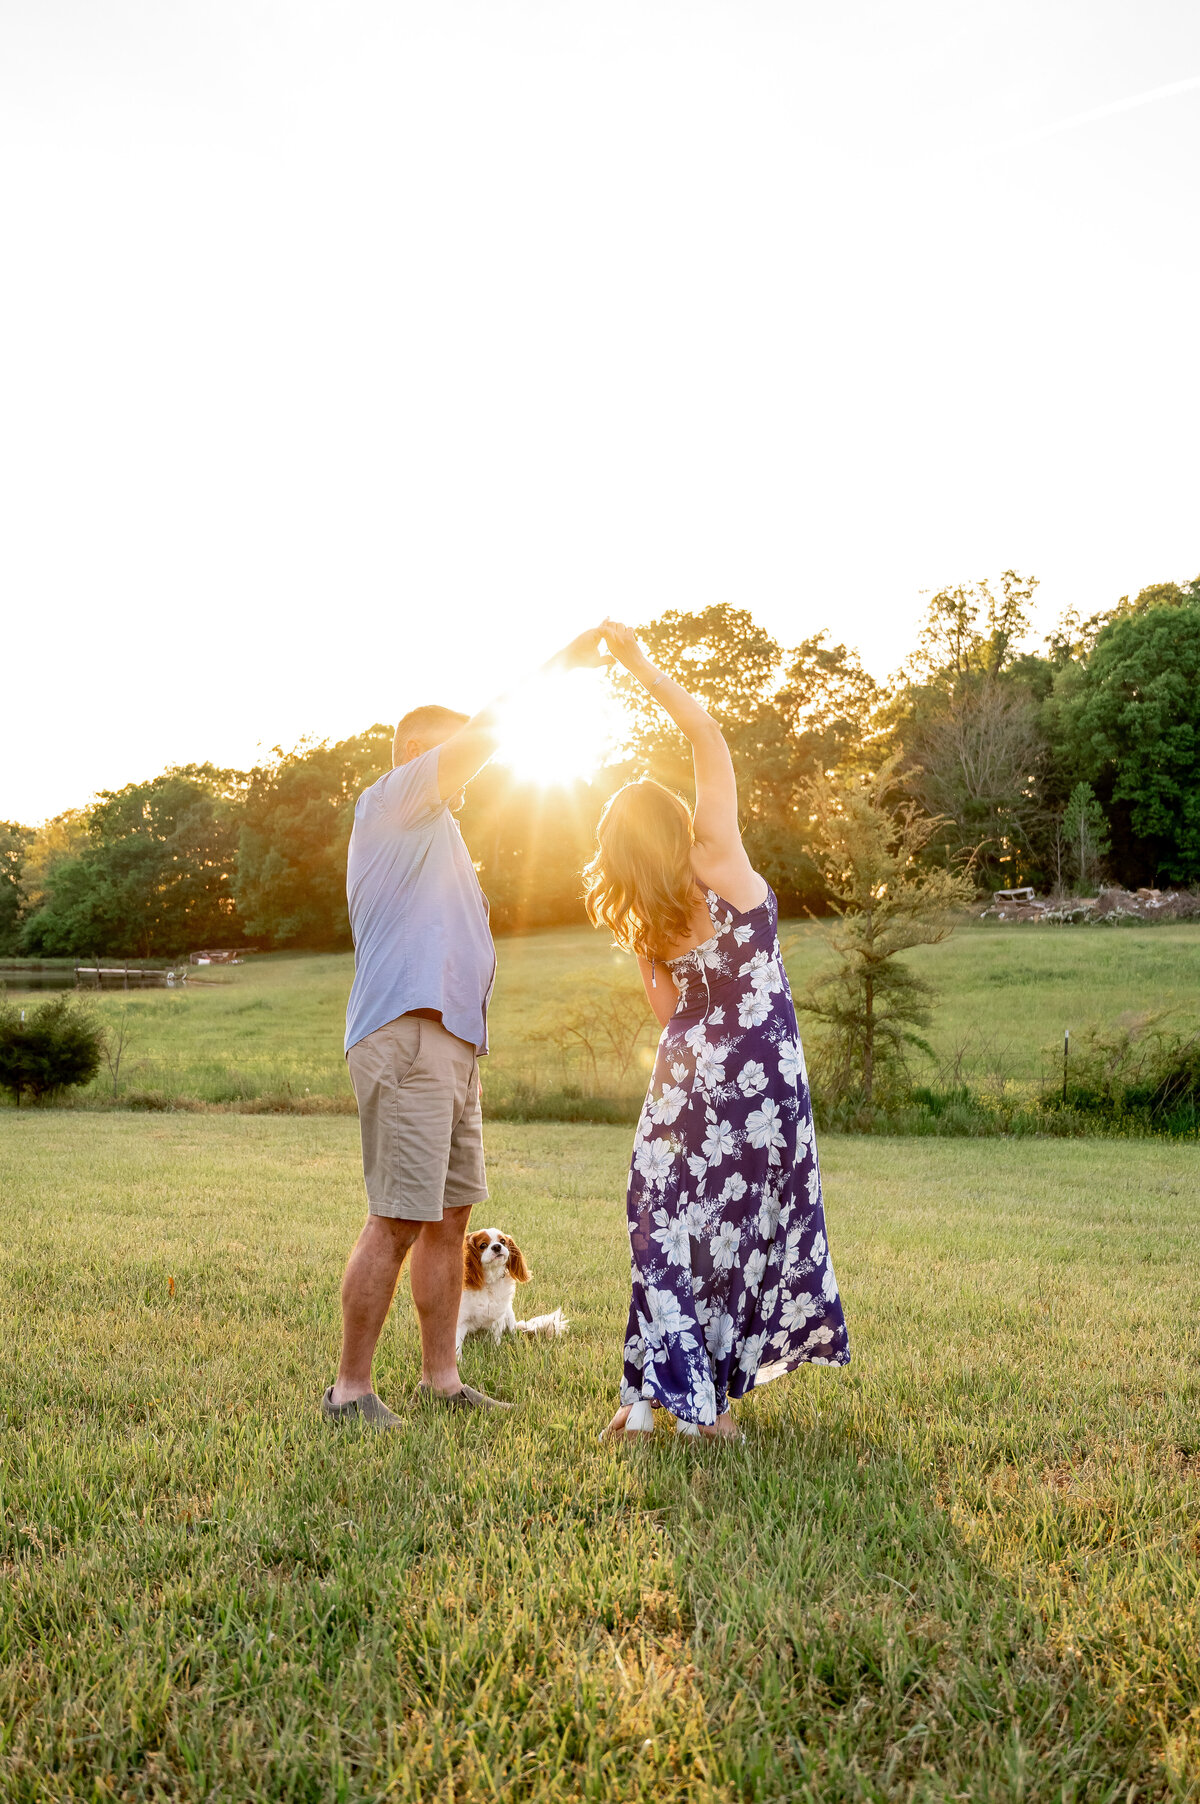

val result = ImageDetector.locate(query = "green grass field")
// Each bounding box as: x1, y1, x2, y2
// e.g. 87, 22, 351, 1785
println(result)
1, 1114, 1197, 1800
5, 921, 1198, 1113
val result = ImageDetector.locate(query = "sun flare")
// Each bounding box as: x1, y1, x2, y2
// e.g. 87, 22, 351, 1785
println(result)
494, 671, 619, 788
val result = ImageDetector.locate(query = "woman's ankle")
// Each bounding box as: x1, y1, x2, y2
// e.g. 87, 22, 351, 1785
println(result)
698, 1410, 737, 1438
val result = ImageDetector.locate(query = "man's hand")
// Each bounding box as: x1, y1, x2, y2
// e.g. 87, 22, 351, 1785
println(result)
549, 626, 613, 673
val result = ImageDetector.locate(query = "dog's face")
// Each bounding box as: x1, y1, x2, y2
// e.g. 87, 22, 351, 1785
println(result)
463, 1227, 531, 1290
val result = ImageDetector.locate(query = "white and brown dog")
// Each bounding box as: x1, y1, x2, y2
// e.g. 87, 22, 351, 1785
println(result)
455, 1228, 531, 1351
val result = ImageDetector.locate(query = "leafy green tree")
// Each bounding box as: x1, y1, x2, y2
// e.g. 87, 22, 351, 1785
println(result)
618, 604, 784, 731
889, 573, 1051, 887
236, 726, 619, 944
907, 570, 1039, 684
1049, 580, 1200, 884
234, 727, 392, 948
611, 606, 878, 912
20, 769, 244, 957
1061, 780, 1110, 893
16, 810, 90, 917
1043, 604, 1119, 668
800, 756, 976, 1112
0, 822, 32, 955
779, 631, 880, 769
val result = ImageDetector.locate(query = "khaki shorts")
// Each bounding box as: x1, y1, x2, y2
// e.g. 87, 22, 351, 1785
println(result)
346, 1014, 488, 1221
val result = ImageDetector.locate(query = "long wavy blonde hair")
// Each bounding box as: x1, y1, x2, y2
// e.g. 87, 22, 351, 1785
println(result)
583, 779, 699, 960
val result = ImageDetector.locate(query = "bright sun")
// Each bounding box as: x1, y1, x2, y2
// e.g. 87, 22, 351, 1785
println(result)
494, 670, 619, 787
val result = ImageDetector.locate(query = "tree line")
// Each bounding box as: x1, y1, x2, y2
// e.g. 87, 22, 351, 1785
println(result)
2, 570, 1197, 959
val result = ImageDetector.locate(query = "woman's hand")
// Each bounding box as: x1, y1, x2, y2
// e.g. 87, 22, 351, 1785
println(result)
601, 618, 651, 676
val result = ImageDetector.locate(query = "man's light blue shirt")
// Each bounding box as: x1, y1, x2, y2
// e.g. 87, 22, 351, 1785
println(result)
344, 749, 495, 1056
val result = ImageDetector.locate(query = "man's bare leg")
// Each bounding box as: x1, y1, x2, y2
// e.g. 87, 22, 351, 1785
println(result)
331, 1215, 420, 1405
409, 1204, 472, 1394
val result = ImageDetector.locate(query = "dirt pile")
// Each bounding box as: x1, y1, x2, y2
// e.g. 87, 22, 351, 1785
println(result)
979, 887, 1200, 925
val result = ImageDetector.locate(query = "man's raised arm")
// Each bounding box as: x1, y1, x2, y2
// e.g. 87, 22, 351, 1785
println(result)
434, 626, 611, 801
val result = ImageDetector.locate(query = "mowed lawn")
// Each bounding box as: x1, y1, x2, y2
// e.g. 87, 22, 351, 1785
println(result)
1, 1116, 1198, 1801
13, 920, 1200, 1108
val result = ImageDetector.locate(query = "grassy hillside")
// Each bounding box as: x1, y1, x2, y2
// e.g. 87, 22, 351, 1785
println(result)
1, 1114, 1196, 1800
4, 920, 1197, 1113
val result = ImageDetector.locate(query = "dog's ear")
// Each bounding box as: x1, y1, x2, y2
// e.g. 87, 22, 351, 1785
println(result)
503, 1235, 531, 1283
463, 1232, 487, 1291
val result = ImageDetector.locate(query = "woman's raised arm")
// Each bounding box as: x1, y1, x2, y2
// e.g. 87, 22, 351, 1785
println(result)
601, 618, 741, 863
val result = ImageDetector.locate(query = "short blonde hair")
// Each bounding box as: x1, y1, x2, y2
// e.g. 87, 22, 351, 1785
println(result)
392, 705, 469, 766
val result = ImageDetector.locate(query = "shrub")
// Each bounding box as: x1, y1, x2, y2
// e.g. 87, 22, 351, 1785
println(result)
1045, 1013, 1200, 1133
0, 995, 104, 1105
527, 975, 656, 1094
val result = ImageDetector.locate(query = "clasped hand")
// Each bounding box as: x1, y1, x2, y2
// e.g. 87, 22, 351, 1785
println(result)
599, 618, 646, 674
551, 619, 647, 677
553, 626, 613, 672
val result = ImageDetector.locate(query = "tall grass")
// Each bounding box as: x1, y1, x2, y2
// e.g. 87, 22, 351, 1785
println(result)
1, 923, 1198, 1128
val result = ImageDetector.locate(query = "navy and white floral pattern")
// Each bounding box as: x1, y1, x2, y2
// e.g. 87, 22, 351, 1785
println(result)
620, 886, 849, 1425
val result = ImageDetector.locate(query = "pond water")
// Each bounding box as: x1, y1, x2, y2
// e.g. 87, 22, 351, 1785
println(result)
0, 969, 184, 992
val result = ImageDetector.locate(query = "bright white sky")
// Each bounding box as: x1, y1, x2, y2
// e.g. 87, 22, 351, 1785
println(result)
2, 0, 1198, 824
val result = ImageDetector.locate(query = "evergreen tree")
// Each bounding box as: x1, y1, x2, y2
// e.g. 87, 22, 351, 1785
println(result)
800, 756, 976, 1111
1061, 781, 1110, 893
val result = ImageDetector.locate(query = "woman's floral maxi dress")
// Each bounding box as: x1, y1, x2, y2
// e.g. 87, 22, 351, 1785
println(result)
621, 887, 850, 1425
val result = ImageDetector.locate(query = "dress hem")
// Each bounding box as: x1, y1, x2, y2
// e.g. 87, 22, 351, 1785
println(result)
627, 1345, 851, 1425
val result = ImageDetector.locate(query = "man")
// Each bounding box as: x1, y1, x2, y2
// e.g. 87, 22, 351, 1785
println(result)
322, 626, 608, 1426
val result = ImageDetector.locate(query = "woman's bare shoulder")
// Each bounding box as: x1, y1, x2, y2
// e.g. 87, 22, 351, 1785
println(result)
690, 849, 768, 915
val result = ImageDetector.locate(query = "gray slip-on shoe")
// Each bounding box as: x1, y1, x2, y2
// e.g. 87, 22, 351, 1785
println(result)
321, 1387, 403, 1428
412, 1381, 514, 1412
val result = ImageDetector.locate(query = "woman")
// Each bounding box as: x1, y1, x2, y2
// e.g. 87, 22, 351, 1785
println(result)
586, 620, 850, 1440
